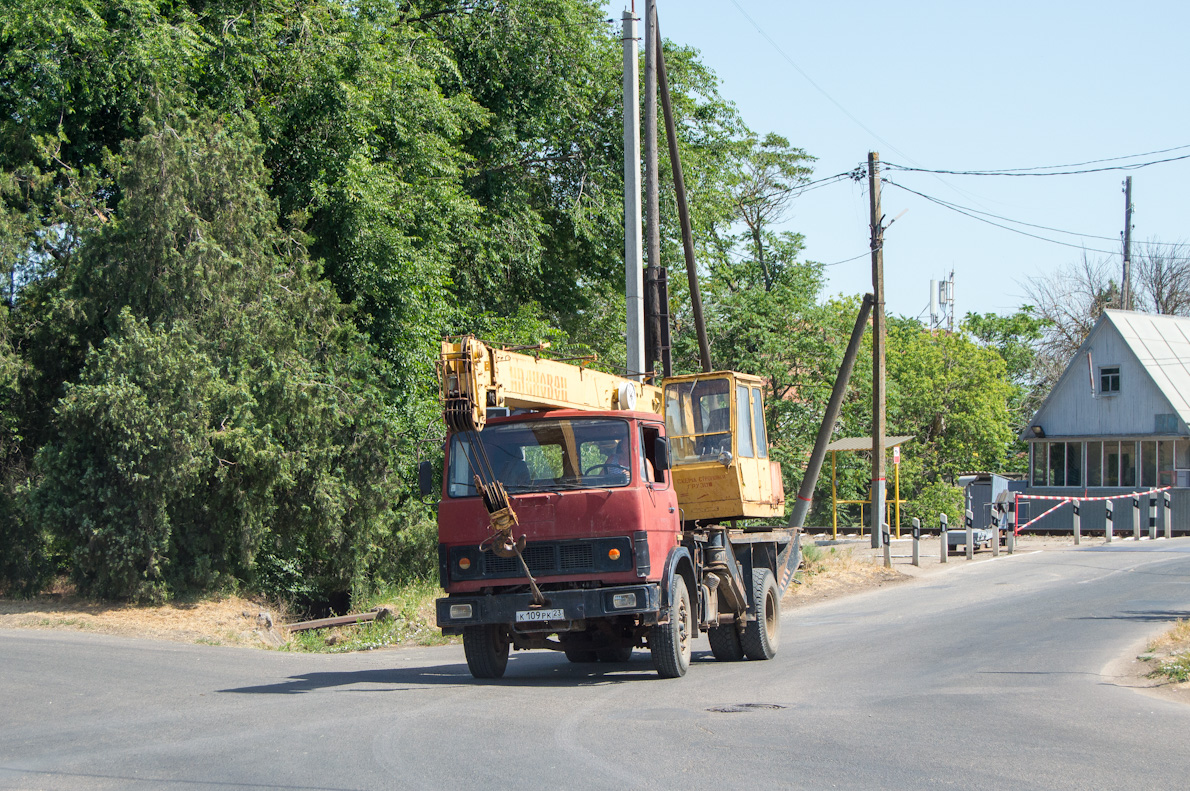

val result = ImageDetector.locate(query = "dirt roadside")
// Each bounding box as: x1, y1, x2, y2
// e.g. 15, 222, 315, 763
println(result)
2, 535, 1186, 705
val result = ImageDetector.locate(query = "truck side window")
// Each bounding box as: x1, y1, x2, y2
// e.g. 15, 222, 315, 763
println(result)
641, 424, 665, 486
647, 423, 666, 485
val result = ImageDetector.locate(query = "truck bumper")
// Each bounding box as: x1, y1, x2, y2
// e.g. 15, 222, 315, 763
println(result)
437, 583, 661, 634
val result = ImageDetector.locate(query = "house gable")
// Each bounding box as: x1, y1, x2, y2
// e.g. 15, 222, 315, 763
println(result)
1029, 311, 1186, 439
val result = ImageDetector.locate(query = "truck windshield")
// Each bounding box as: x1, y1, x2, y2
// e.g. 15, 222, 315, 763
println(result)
447, 418, 633, 498
663, 378, 732, 465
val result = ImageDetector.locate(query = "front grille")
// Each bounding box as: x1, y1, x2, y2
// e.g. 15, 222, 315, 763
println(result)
559, 543, 594, 569
452, 538, 632, 582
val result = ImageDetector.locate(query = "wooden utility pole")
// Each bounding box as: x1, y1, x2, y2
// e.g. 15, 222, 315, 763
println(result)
655, 17, 711, 373
1121, 176, 1134, 310
868, 152, 887, 550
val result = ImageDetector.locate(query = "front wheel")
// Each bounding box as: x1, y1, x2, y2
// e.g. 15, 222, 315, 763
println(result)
650, 577, 692, 678
463, 624, 510, 679
741, 568, 780, 660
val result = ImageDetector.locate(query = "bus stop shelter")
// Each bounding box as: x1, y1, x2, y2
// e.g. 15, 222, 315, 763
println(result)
824, 435, 914, 539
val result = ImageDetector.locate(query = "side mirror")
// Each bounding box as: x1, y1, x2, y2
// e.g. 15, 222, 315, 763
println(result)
653, 437, 671, 472
418, 461, 435, 496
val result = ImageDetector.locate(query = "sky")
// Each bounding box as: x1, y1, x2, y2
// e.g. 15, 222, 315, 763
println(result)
609, 0, 1189, 322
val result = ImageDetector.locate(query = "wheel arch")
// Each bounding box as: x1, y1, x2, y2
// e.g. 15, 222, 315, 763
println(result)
660, 546, 697, 609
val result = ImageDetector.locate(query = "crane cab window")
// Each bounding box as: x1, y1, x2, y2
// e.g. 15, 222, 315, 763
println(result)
736, 384, 754, 459
664, 378, 732, 464
752, 387, 767, 459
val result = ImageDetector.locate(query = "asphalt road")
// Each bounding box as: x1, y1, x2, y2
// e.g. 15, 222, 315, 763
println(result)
3, 539, 1190, 791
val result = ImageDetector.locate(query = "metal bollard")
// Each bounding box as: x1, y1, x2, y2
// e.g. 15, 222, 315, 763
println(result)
1149, 495, 1157, 541
1133, 495, 1141, 541
940, 513, 949, 563
912, 517, 921, 567
1072, 499, 1081, 545
1007, 500, 1016, 554
965, 508, 974, 561
1164, 491, 1172, 539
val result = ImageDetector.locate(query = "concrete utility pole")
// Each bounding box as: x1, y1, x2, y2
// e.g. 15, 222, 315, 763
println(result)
643, 0, 661, 377
869, 152, 887, 550
1121, 176, 1134, 311
622, 9, 644, 380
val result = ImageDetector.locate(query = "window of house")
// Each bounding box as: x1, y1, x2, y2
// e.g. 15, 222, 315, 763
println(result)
1159, 440, 1174, 487
1141, 440, 1158, 487
1099, 366, 1120, 394
1030, 442, 1046, 486
1121, 441, 1137, 486
1087, 441, 1102, 486
1048, 442, 1065, 487
1105, 441, 1120, 487
1065, 441, 1083, 486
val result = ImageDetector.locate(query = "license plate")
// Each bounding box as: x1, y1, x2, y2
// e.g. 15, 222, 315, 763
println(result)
516, 608, 564, 622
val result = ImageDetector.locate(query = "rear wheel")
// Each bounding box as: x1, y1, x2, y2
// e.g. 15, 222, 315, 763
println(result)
650, 577, 692, 678
463, 624, 510, 679
707, 623, 745, 661
741, 568, 780, 660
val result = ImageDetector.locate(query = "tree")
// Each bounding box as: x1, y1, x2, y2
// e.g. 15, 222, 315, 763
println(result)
1134, 240, 1190, 316
1021, 253, 1116, 388
31, 113, 415, 602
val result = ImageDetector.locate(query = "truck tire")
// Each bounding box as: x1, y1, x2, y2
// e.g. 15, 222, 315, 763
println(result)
650, 577, 692, 678
463, 624, 510, 679
741, 568, 780, 660
707, 623, 745, 661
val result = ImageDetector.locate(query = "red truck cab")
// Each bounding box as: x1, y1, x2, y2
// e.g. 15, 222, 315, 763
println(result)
434, 409, 682, 670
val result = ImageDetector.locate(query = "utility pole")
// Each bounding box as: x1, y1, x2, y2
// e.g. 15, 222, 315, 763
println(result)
655, 16, 711, 373
868, 152, 887, 550
1121, 176, 1134, 311
622, 9, 644, 380
643, 0, 662, 379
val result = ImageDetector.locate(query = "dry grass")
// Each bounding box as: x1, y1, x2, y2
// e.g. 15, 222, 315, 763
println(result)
786, 543, 905, 604
1143, 619, 1190, 684
0, 588, 289, 648
0, 579, 450, 653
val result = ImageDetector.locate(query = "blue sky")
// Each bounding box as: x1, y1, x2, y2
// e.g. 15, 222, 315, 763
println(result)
610, 1, 1189, 322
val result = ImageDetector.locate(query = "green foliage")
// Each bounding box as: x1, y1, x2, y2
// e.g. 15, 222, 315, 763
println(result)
31, 114, 415, 602
0, 0, 1036, 605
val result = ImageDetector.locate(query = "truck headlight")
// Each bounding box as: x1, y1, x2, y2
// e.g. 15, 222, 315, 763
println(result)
611, 593, 637, 609
449, 604, 474, 619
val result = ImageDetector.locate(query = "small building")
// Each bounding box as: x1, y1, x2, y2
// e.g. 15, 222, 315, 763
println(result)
1021, 309, 1190, 533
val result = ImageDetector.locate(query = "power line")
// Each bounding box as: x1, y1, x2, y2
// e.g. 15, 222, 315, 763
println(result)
882, 179, 1121, 256
879, 186, 1188, 249
823, 251, 869, 267
883, 151, 1190, 177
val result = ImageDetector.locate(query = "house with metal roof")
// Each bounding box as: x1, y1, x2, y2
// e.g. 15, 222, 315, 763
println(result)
1021, 309, 1190, 533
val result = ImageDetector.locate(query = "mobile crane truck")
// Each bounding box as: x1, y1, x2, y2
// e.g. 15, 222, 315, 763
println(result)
421, 336, 801, 679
